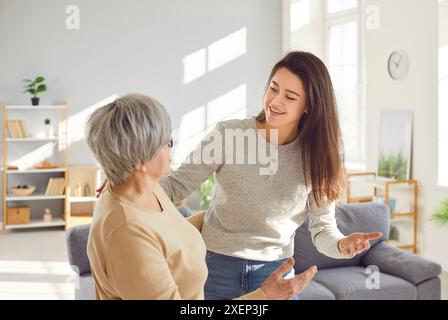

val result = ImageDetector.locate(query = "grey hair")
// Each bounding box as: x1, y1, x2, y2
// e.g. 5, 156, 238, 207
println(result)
86, 93, 172, 185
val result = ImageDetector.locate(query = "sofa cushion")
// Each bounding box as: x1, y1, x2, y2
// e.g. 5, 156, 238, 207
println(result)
66, 224, 91, 274
294, 202, 390, 273
361, 241, 442, 285
298, 280, 336, 300
177, 206, 193, 217
313, 266, 417, 300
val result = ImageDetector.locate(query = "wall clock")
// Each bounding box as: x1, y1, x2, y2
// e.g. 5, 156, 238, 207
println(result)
388, 50, 410, 80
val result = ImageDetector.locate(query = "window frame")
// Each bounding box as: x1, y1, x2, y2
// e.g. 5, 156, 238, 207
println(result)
324, 0, 366, 169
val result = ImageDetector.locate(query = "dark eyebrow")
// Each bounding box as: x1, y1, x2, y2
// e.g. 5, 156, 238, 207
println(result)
271, 80, 301, 97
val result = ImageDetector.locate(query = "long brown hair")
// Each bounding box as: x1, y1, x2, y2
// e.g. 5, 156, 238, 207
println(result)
257, 51, 346, 207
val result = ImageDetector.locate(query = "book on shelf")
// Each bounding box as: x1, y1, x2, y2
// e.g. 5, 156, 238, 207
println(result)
17, 121, 25, 138
12, 120, 20, 138
44, 178, 53, 195
6, 120, 17, 138
6, 120, 29, 138
20, 120, 30, 137
45, 177, 65, 196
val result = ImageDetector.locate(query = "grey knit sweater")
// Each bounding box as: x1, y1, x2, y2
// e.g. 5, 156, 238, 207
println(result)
160, 118, 346, 261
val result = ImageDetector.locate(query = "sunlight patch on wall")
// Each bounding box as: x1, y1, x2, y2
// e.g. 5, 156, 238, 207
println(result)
206, 84, 247, 127
183, 49, 207, 84
173, 84, 247, 165
182, 28, 247, 84
207, 28, 247, 72
66, 94, 119, 147
172, 106, 206, 165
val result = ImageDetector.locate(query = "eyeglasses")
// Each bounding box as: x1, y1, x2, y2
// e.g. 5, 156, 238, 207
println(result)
167, 138, 174, 148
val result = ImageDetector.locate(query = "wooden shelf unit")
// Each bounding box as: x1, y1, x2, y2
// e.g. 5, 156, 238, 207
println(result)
65, 165, 103, 228
346, 172, 418, 254
2, 103, 68, 233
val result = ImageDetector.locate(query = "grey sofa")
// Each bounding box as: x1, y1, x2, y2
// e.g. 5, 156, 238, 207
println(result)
66, 202, 442, 300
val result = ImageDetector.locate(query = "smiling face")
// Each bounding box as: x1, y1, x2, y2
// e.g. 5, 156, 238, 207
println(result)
256, 51, 345, 207
263, 67, 307, 129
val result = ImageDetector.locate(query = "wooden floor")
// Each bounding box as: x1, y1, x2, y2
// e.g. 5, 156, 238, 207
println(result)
0, 227, 75, 300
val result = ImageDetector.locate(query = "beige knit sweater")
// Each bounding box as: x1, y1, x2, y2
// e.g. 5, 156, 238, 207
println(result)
87, 183, 266, 300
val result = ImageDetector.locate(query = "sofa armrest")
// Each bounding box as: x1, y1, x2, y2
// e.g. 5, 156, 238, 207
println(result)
361, 241, 442, 285
66, 224, 91, 275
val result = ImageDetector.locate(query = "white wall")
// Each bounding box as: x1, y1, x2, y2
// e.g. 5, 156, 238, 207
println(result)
364, 0, 448, 269
439, 0, 448, 187
0, 0, 283, 220
435, 0, 448, 268
284, 0, 326, 58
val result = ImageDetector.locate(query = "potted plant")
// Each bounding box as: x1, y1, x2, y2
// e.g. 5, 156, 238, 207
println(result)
196, 174, 215, 210
23, 76, 47, 106
432, 197, 448, 226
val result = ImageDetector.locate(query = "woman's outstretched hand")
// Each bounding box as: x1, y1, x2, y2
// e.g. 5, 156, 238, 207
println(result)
96, 180, 108, 198
338, 232, 384, 258
260, 257, 317, 300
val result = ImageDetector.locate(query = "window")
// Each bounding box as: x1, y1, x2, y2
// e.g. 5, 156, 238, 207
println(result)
327, 0, 358, 14
439, 43, 448, 187
325, 0, 364, 167
439, 0, 448, 187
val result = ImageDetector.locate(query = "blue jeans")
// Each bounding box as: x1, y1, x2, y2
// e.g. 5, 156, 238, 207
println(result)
204, 251, 299, 300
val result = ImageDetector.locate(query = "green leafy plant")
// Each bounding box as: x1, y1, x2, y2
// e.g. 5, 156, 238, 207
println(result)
196, 174, 215, 210
432, 198, 448, 226
378, 152, 408, 180
23, 76, 47, 98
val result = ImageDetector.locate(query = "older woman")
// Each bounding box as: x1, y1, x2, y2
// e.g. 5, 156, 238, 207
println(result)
85, 94, 317, 300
